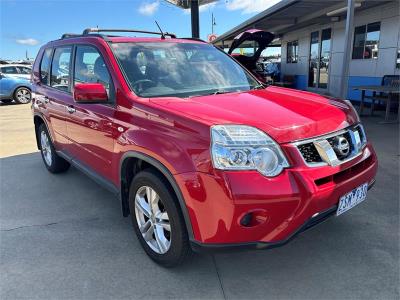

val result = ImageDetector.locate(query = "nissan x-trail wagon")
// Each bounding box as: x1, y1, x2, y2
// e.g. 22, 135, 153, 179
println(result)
31, 28, 378, 267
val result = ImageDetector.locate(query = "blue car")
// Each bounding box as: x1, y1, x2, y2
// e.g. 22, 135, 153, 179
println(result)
0, 72, 32, 104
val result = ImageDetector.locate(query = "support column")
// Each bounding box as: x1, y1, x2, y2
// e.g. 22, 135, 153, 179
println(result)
340, 0, 355, 99
191, 0, 200, 38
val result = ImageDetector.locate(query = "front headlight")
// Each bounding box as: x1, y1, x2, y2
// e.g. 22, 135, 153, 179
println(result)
211, 125, 289, 177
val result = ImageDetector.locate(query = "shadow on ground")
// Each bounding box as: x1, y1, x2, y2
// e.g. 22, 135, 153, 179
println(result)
1, 117, 399, 299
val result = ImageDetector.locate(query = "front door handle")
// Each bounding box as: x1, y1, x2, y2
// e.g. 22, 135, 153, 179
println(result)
67, 106, 76, 114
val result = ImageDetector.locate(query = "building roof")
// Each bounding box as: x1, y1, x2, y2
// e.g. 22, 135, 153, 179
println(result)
212, 0, 393, 47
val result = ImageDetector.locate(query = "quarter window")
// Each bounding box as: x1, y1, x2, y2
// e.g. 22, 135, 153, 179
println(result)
40, 48, 52, 85
352, 22, 380, 59
74, 45, 112, 98
51, 47, 72, 92
287, 41, 298, 63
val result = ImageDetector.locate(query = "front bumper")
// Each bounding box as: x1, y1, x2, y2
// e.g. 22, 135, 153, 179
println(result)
191, 180, 375, 253
175, 143, 378, 248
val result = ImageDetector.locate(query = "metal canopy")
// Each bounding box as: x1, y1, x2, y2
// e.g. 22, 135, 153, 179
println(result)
165, 0, 216, 9
166, 0, 217, 38
212, 0, 393, 48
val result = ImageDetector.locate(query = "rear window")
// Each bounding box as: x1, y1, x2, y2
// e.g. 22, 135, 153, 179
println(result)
40, 48, 53, 85
1, 66, 18, 74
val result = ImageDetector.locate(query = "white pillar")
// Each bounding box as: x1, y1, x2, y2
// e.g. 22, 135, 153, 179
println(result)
340, 0, 355, 99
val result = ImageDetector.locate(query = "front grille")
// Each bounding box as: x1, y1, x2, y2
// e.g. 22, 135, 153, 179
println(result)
297, 143, 322, 163
295, 124, 367, 167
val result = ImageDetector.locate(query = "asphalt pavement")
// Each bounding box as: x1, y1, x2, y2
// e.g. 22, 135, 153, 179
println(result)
1, 103, 399, 299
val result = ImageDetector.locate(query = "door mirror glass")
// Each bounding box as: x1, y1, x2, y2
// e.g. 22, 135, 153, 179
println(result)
73, 83, 108, 103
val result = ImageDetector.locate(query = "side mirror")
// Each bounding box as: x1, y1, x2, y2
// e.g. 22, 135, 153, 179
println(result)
73, 83, 108, 103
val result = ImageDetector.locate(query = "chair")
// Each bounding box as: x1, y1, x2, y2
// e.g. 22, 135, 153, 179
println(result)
365, 75, 400, 116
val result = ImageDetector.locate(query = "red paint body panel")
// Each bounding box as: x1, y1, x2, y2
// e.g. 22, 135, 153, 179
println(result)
32, 35, 378, 247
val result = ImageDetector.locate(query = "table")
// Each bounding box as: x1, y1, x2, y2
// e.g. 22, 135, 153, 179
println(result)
352, 85, 400, 122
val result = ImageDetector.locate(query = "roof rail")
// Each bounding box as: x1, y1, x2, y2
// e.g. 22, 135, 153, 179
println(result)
61, 33, 81, 39
82, 28, 177, 38
180, 37, 207, 43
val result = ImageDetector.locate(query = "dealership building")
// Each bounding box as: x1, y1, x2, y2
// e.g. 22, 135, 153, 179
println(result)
212, 0, 400, 102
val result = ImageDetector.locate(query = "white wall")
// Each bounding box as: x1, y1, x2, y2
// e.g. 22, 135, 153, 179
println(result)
280, 1, 400, 97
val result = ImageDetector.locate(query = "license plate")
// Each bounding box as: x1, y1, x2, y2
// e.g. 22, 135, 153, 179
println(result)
336, 183, 368, 216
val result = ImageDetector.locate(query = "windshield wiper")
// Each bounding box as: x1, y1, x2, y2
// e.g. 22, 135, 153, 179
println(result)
252, 84, 265, 90
212, 89, 230, 95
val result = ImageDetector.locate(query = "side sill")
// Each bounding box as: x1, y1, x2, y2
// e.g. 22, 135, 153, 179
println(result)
57, 151, 119, 196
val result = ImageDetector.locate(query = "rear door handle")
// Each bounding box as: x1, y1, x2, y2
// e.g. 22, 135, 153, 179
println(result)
67, 106, 76, 114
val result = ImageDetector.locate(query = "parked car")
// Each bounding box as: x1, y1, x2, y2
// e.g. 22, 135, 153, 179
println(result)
227, 29, 275, 83
0, 72, 32, 104
0, 64, 32, 79
32, 28, 377, 267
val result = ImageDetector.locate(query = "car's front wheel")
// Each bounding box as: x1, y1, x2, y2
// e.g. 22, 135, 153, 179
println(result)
129, 169, 190, 267
38, 123, 70, 173
14, 87, 31, 104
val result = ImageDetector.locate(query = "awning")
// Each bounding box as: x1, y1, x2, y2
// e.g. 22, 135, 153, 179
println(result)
212, 0, 393, 48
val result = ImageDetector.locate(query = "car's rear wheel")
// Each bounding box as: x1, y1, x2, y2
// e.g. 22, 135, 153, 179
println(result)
14, 87, 31, 104
38, 123, 70, 173
129, 169, 190, 267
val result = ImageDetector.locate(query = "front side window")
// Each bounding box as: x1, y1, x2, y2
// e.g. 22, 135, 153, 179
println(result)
17, 66, 31, 74
74, 45, 112, 97
51, 46, 72, 91
287, 41, 298, 63
111, 42, 259, 98
352, 22, 380, 59
40, 48, 52, 85
0, 66, 18, 74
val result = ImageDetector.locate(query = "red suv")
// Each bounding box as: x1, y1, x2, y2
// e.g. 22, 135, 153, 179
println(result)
32, 28, 377, 267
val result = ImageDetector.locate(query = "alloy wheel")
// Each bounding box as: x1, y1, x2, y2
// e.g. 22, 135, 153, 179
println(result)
15, 88, 31, 104
134, 186, 171, 254
40, 131, 52, 166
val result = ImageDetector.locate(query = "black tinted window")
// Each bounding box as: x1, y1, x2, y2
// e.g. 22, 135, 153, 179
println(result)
287, 41, 298, 63
51, 47, 72, 91
74, 45, 112, 96
352, 22, 380, 59
40, 48, 52, 85
40, 49, 52, 84
1, 66, 18, 74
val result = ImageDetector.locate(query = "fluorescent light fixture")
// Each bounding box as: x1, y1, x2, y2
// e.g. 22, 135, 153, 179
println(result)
326, 3, 361, 16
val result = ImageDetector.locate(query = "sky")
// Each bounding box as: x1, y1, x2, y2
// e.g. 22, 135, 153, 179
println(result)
0, 0, 281, 60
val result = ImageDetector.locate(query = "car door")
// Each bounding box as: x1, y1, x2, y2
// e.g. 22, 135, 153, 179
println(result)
0, 74, 17, 99
66, 44, 115, 180
34, 46, 73, 150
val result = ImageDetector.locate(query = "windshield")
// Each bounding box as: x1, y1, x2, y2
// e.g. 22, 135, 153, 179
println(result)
111, 42, 260, 98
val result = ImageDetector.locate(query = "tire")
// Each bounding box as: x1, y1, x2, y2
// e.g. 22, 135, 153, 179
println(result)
13, 87, 31, 104
38, 123, 70, 173
129, 169, 190, 267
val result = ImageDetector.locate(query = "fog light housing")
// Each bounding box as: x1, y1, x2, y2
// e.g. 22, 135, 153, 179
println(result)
240, 210, 268, 227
